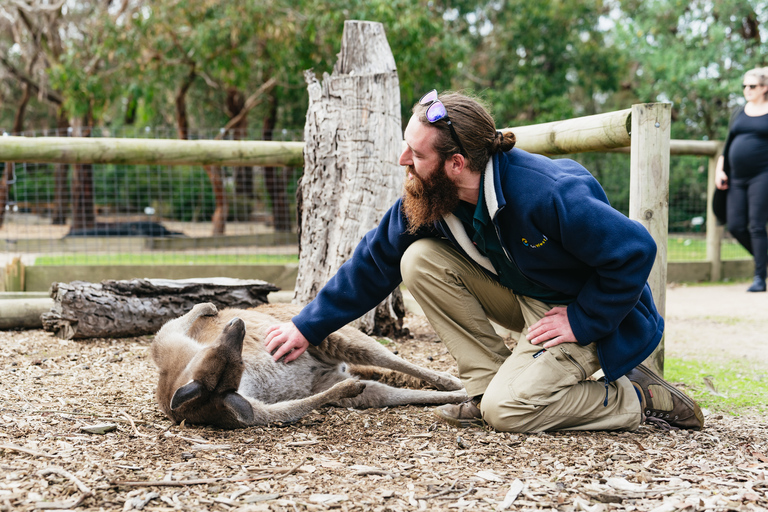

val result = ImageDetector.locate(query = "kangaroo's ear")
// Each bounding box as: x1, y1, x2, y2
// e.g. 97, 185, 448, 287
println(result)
171, 381, 204, 410
223, 392, 254, 425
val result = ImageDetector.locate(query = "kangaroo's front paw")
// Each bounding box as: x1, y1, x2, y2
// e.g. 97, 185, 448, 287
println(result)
433, 371, 464, 391
334, 379, 366, 399
192, 302, 218, 317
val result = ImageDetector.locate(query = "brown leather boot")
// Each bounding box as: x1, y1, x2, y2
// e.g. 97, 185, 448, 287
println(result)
626, 364, 704, 430
433, 395, 484, 428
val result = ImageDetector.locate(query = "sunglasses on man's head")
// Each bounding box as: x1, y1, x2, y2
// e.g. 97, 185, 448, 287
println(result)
419, 89, 467, 157
743, 84, 760, 89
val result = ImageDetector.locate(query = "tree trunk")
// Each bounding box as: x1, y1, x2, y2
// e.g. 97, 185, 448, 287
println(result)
69, 113, 96, 232
41, 277, 279, 340
52, 108, 70, 225
227, 87, 253, 221
13, 81, 31, 134
296, 20, 405, 337
205, 165, 227, 235
227, 88, 252, 196
124, 92, 138, 126
0, 163, 10, 229
175, 66, 196, 141
0, 81, 32, 228
262, 90, 292, 232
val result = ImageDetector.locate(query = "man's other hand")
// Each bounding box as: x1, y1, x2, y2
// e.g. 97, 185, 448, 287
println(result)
526, 306, 577, 348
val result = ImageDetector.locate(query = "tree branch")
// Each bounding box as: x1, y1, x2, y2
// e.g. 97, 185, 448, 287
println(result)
0, 54, 62, 104
9, 0, 66, 13
214, 77, 278, 141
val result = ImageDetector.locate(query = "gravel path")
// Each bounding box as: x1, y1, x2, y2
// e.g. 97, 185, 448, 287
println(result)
665, 282, 768, 365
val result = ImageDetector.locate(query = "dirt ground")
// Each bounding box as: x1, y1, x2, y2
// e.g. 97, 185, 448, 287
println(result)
664, 282, 768, 365
1, 284, 767, 511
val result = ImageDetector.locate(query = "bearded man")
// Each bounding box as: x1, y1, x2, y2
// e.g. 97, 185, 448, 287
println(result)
265, 90, 703, 433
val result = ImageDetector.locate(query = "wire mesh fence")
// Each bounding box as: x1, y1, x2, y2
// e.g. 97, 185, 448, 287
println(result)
1, 127, 303, 267
0, 128, 749, 271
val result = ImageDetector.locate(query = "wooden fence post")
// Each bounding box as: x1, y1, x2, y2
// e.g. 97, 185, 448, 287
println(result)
629, 103, 671, 376
705, 147, 724, 282
295, 20, 405, 336
3, 256, 25, 292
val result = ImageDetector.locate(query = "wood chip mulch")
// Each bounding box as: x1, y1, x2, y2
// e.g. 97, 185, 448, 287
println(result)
1, 316, 766, 512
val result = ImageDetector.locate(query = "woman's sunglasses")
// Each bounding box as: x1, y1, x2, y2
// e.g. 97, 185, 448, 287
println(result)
419, 89, 467, 157
743, 84, 761, 89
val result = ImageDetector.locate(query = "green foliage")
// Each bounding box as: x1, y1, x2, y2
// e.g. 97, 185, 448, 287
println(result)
45, 2, 137, 123
9, 163, 217, 222
3, 0, 766, 142
8, 164, 57, 205
665, 356, 768, 415
263, 0, 470, 128
3, 0, 768, 222
463, 0, 624, 125
613, 0, 768, 140
341, 0, 471, 120
98, 166, 217, 222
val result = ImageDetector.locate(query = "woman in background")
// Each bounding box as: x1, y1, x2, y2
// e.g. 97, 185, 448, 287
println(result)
716, 66, 768, 292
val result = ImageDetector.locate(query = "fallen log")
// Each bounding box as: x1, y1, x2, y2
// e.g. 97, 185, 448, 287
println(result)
41, 277, 280, 340
0, 297, 54, 329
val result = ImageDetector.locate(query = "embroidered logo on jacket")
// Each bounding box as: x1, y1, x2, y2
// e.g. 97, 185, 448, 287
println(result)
522, 235, 548, 249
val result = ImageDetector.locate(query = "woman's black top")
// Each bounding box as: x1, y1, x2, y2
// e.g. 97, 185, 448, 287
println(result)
723, 108, 768, 180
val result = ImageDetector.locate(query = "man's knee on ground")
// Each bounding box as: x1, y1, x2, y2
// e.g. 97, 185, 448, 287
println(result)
480, 386, 537, 433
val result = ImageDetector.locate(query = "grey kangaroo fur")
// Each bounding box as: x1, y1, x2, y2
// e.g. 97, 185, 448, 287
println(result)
151, 302, 468, 429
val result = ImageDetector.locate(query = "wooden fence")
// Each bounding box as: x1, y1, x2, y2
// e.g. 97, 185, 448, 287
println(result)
1, 104, 675, 369
0, 108, 732, 288
0, 110, 732, 291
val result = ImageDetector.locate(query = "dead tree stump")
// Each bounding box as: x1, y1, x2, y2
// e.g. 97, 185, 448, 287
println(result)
297, 20, 406, 337
41, 277, 279, 340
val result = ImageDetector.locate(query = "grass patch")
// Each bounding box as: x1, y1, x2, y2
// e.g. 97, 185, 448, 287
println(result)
665, 356, 768, 415
668, 236, 751, 261
34, 253, 299, 265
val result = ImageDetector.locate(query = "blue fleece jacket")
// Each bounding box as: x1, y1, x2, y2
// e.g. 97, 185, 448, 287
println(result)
292, 148, 664, 382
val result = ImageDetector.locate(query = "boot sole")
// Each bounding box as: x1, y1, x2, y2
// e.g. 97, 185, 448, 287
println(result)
635, 364, 704, 429
433, 408, 485, 428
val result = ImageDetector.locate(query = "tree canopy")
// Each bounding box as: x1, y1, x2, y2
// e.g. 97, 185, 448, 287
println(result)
2, 0, 765, 140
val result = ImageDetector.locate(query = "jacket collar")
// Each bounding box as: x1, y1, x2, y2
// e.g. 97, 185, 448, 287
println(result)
439, 155, 505, 276
442, 213, 497, 275
483, 155, 499, 218
485, 152, 507, 220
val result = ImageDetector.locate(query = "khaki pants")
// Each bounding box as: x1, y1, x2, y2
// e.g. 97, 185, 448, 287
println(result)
401, 238, 641, 433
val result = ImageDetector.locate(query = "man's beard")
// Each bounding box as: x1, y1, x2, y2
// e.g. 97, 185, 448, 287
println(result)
402, 161, 461, 234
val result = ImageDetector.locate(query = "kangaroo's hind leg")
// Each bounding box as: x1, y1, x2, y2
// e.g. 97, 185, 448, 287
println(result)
309, 326, 464, 392
329, 379, 467, 409
244, 379, 367, 426
156, 302, 219, 340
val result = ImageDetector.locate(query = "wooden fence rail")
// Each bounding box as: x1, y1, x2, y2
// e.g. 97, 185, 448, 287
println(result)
0, 136, 305, 167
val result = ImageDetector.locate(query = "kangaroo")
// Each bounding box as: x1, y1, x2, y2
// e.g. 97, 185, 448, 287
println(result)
151, 302, 468, 429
